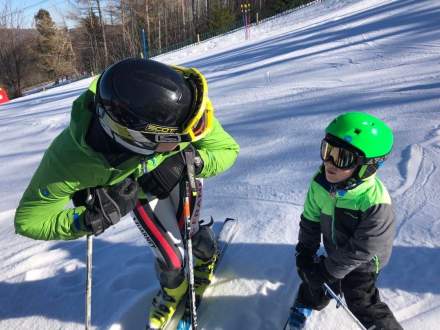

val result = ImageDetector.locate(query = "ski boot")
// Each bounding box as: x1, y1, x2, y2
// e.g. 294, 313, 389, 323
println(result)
148, 279, 188, 329
287, 303, 312, 330
193, 254, 217, 305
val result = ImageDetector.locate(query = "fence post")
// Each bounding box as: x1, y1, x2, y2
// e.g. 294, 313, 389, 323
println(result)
141, 28, 149, 59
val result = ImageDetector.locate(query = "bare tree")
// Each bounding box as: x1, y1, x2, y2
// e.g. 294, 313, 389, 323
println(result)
0, 3, 33, 97
95, 0, 109, 66
144, 0, 151, 48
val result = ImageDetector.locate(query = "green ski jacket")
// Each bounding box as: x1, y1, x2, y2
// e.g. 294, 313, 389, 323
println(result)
15, 79, 239, 241
299, 167, 395, 279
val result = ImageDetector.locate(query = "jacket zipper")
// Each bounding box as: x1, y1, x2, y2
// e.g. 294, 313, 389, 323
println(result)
329, 186, 337, 247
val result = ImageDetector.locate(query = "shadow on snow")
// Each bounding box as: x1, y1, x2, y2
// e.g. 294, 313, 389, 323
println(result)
0, 233, 439, 328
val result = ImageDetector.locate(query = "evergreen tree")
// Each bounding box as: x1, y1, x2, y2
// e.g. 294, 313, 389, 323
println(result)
208, 4, 236, 33
34, 9, 76, 81
268, 0, 289, 14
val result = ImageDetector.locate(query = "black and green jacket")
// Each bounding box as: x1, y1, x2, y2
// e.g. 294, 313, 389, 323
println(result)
299, 167, 395, 279
14, 78, 239, 241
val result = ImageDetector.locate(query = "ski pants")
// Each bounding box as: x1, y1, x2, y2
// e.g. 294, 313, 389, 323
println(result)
131, 179, 217, 289
296, 270, 403, 330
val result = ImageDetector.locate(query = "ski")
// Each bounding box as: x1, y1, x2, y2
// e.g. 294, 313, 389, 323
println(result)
163, 217, 239, 330
284, 303, 312, 330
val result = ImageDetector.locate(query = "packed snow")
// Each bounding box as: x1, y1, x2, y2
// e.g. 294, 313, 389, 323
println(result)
1, 0, 440, 329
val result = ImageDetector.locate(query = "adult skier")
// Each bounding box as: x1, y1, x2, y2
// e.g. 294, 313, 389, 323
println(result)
14, 58, 239, 329
288, 112, 402, 330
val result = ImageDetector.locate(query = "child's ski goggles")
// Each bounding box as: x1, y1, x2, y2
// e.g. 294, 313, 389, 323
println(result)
320, 138, 361, 169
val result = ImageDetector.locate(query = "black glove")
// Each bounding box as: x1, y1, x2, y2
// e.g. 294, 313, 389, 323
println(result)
138, 146, 203, 199
303, 256, 337, 290
75, 178, 139, 236
295, 242, 316, 282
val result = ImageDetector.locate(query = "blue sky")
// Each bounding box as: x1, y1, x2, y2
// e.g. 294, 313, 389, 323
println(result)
5, 0, 75, 27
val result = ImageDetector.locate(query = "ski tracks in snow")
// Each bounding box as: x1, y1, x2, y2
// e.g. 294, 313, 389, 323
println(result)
392, 126, 440, 245
388, 126, 440, 327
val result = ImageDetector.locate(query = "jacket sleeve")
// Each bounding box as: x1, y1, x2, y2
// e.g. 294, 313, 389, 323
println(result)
298, 182, 322, 253
193, 102, 239, 178
14, 159, 90, 241
324, 203, 395, 279
14, 129, 106, 241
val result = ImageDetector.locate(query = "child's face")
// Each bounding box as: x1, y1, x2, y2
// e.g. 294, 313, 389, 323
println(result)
324, 160, 357, 183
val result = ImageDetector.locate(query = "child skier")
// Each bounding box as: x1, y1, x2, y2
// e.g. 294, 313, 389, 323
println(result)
288, 112, 402, 330
14, 58, 239, 329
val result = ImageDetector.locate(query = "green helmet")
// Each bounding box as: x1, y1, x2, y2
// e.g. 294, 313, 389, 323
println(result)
325, 112, 393, 180
325, 112, 393, 159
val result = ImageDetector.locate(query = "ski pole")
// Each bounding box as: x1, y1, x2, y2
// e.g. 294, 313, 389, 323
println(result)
323, 283, 367, 330
85, 234, 93, 330
184, 149, 198, 329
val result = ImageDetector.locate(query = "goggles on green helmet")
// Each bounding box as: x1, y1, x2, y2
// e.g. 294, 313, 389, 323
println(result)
321, 134, 388, 170
320, 139, 361, 169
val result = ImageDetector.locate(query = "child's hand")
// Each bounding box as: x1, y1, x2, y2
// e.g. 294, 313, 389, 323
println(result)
304, 256, 337, 289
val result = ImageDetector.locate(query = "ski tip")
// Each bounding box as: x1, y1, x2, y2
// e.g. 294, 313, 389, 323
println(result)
176, 318, 191, 330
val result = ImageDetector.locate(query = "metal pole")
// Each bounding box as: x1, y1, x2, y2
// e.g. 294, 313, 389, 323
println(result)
241, 4, 246, 40
141, 28, 148, 59
184, 149, 198, 329
246, 3, 251, 40
323, 283, 367, 330
85, 234, 93, 330
245, 4, 249, 40
183, 183, 197, 329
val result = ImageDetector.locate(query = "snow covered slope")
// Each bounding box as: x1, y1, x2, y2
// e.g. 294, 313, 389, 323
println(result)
1, 0, 439, 329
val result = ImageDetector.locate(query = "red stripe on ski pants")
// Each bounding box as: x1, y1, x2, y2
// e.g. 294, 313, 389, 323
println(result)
135, 201, 182, 270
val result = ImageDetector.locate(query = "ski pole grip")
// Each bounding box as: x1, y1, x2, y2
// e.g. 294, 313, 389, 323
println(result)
184, 149, 197, 197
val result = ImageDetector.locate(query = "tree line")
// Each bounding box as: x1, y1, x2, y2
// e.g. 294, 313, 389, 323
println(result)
0, 0, 314, 98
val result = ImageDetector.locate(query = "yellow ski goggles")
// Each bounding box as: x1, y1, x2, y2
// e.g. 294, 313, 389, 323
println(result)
172, 66, 213, 142
98, 66, 213, 150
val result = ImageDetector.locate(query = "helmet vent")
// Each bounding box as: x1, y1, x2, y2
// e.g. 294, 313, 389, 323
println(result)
354, 128, 361, 134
